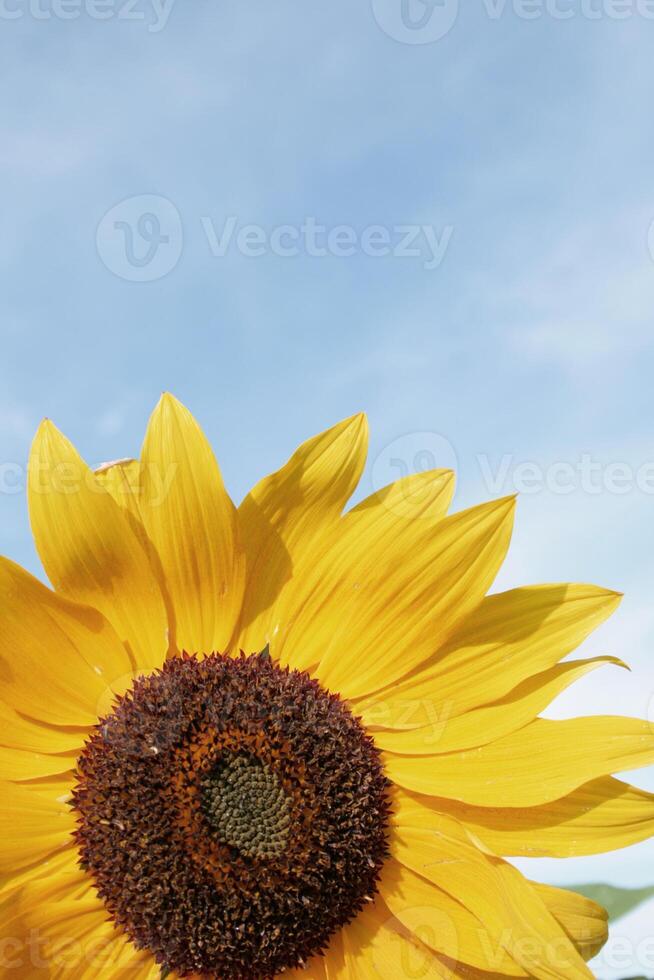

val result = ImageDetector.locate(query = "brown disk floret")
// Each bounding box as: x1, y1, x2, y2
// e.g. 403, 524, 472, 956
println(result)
72, 651, 391, 979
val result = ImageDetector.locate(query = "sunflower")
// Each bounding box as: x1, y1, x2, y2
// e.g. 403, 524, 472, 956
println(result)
2, 394, 654, 980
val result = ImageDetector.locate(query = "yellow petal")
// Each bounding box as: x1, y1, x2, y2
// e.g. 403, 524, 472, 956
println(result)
0, 853, 120, 978
140, 393, 244, 654
0, 847, 82, 903
0, 782, 75, 873
386, 717, 654, 806
429, 956, 525, 979
374, 657, 624, 754
353, 467, 455, 520
95, 458, 143, 526
95, 457, 176, 640
356, 584, 621, 728
391, 802, 592, 979
1, 903, 114, 978
28, 421, 168, 672
1, 849, 90, 912
0, 701, 86, 755
535, 882, 608, 962
428, 776, 654, 858
269, 468, 457, 673
88, 939, 159, 980
0, 557, 135, 727
0, 747, 76, 782
0, 815, 134, 979
278, 495, 515, 697
236, 414, 369, 655
6, 772, 75, 805
341, 899, 453, 978
379, 860, 524, 975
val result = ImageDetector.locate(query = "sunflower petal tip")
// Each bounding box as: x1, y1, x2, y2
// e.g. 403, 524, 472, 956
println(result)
604, 654, 631, 672
32, 416, 62, 452
492, 493, 518, 515
599, 587, 624, 608
349, 411, 368, 432
152, 392, 191, 428
328, 411, 368, 447
158, 391, 183, 410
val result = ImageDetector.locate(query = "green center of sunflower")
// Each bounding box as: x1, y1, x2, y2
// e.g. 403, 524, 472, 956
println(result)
200, 753, 292, 859
72, 652, 390, 979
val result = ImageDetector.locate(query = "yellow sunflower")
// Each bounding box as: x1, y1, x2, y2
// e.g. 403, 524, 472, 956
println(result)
2, 393, 654, 979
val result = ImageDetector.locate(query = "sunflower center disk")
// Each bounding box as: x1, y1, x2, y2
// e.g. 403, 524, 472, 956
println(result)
201, 754, 291, 859
72, 652, 390, 980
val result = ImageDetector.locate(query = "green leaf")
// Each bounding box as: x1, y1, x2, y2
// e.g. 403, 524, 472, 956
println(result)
569, 883, 654, 922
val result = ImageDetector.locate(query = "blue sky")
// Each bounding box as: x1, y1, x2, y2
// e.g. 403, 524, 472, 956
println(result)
1, 3, 654, 975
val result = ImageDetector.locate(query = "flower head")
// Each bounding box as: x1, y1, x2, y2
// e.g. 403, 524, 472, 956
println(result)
2, 393, 654, 978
